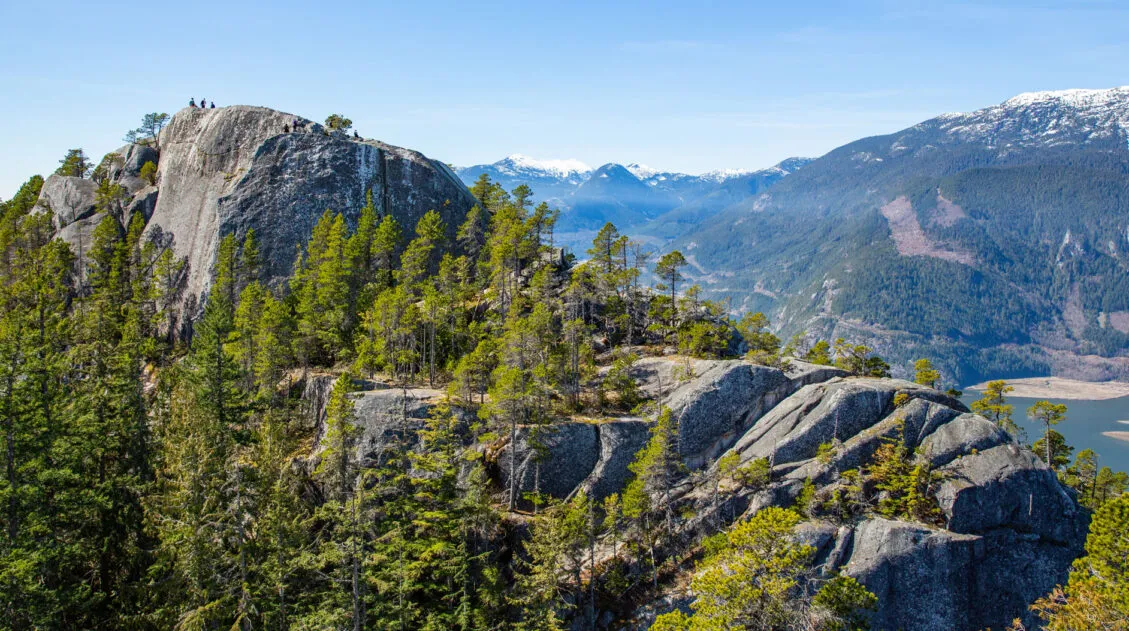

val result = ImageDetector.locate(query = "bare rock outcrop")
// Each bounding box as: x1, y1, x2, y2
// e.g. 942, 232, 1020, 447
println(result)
661, 360, 794, 468
37, 174, 97, 229
145, 105, 476, 309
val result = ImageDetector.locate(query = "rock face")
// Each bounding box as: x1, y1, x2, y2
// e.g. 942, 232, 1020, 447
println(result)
663, 361, 794, 468
497, 419, 650, 506
678, 376, 1086, 631
799, 513, 1084, 631
499, 357, 825, 505
146, 106, 477, 308
37, 174, 97, 229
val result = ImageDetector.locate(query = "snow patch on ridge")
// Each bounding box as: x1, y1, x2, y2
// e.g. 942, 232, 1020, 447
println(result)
495, 154, 592, 178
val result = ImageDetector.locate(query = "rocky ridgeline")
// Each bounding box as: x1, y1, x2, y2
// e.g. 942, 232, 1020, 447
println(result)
40, 105, 476, 314
313, 357, 1089, 631
298, 356, 1087, 630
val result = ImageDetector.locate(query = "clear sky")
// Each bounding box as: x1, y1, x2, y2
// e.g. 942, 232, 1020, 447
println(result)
2, 0, 1128, 196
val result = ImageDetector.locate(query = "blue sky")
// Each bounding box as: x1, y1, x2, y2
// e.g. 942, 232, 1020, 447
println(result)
2, 0, 1128, 196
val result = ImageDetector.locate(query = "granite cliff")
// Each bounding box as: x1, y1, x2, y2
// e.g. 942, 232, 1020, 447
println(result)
45, 105, 476, 317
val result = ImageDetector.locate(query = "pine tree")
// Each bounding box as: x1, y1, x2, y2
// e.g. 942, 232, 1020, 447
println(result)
972, 380, 1020, 437
1028, 401, 1068, 468
913, 358, 941, 388
1033, 493, 1129, 629
654, 250, 687, 341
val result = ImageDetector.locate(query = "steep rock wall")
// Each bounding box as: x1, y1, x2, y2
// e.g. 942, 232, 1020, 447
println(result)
146, 105, 475, 309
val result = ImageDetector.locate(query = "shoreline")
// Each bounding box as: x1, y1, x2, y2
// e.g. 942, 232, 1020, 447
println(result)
966, 376, 1129, 401
1103, 431, 1129, 444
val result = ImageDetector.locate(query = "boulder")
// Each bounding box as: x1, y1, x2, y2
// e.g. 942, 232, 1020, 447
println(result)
920, 413, 1011, 468
786, 397, 963, 485
841, 518, 981, 631
497, 422, 600, 504
57, 212, 105, 267
121, 143, 158, 177
581, 420, 650, 500
729, 378, 965, 467
936, 443, 1088, 544
786, 360, 849, 389
835, 516, 1083, 631
126, 186, 159, 222
145, 106, 476, 311
662, 360, 793, 468
37, 174, 97, 229
496, 418, 651, 504
348, 387, 442, 464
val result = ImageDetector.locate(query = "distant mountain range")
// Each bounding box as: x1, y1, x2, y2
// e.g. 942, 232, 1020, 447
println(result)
455, 155, 812, 248
459, 88, 1129, 384
676, 87, 1129, 383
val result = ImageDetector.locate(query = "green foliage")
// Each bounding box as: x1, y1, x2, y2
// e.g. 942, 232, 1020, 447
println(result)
139, 160, 157, 186
735, 457, 772, 490
804, 339, 833, 365
55, 148, 92, 178
810, 573, 879, 631
913, 358, 941, 388
737, 311, 785, 367
833, 337, 890, 377
1032, 429, 1074, 472
1028, 400, 1068, 468
865, 420, 943, 524
652, 507, 831, 630
971, 380, 1022, 438
1033, 493, 1129, 630
324, 114, 353, 131
124, 112, 169, 147
796, 477, 817, 516
602, 350, 642, 411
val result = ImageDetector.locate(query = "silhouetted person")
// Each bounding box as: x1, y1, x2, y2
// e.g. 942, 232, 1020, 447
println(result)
284, 124, 290, 133
189, 98, 196, 107
353, 130, 360, 139
210, 102, 216, 108
200, 99, 207, 108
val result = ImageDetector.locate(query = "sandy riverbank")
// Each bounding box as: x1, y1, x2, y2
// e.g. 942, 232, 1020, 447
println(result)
967, 376, 1129, 400
1102, 431, 1129, 444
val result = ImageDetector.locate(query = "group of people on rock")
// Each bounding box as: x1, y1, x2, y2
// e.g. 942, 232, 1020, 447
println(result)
188, 98, 216, 109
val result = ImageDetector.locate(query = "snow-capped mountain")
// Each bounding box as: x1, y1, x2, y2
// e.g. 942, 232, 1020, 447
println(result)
921, 86, 1129, 150
491, 154, 592, 180
454, 156, 812, 246
675, 86, 1129, 384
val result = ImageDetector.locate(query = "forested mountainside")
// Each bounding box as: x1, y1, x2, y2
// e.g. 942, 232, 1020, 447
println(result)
676, 87, 1129, 385
456, 155, 811, 250
0, 104, 1126, 631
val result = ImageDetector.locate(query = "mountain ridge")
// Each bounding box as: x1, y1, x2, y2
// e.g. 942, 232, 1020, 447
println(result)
676, 85, 1129, 384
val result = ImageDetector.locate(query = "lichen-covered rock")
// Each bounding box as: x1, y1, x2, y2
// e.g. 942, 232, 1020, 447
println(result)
920, 413, 1011, 468
662, 360, 793, 468
146, 105, 476, 310
729, 378, 965, 467
582, 420, 650, 500
37, 174, 97, 229
936, 443, 1087, 544
126, 186, 159, 222
497, 422, 600, 503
